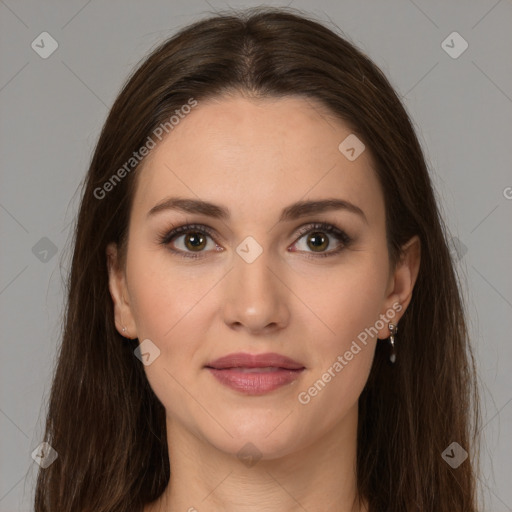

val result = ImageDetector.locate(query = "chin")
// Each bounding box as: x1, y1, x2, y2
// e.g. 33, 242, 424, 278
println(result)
199, 419, 308, 463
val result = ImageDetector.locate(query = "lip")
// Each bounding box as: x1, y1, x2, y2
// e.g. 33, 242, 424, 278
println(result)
205, 352, 306, 395
206, 352, 305, 370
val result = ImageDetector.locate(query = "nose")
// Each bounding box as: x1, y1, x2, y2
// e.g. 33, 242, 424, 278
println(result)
222, 248, 290, 335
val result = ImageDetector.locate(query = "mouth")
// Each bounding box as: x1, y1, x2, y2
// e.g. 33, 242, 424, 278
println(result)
204, 353, 305, 395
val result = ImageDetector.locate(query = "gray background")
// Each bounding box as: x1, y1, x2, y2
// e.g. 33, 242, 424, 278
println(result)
0, 0, 511, 510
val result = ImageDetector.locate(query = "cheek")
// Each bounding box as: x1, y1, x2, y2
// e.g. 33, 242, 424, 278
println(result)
309, 290, 379, 392
295, 276, 383, 425
332, 275, 385, 346
125, 251, 212, 419
126, 246, 210, 340
295, 255, 388, 352
293, 253, 387, 406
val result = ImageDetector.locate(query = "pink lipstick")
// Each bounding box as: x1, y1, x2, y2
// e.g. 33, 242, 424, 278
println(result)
205, 352, 305, 395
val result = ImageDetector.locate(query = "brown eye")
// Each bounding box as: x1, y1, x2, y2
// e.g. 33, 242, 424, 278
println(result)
291, 222, 352, 258
183, 232, 208, 251
306, 232, 329, 252
158, 224, 219, 259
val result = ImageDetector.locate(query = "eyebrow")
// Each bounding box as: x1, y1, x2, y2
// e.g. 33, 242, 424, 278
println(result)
147, 197, 368, 224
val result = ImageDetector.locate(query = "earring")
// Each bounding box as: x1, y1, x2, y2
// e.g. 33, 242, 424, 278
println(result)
122, 326, 127, 334
388, 323, 398, 363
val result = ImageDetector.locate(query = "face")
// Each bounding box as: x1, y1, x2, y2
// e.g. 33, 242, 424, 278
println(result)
107, 94, 419, 460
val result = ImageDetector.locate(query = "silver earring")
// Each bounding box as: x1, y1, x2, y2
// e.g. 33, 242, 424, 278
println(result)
122, 326, 127, 334
388, 323, 398, 363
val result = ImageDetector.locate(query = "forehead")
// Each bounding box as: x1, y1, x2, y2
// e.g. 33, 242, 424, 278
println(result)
131, 94, 384, 227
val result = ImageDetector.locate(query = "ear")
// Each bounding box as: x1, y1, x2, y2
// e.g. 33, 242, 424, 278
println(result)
377, 235, 421, 339
106, 242, 137, 339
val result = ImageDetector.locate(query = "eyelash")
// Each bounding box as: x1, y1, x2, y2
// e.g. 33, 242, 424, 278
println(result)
157, 222, 353, 260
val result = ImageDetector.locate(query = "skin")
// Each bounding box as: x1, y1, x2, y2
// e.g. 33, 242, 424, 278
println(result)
107, 94, 420, 512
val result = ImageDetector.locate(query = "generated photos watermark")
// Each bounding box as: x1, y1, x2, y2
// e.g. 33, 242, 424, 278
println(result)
297, 302, 402, 405
94, 97, 198, 200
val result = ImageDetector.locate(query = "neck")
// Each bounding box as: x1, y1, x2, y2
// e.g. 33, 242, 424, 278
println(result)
147, 404, 368, 512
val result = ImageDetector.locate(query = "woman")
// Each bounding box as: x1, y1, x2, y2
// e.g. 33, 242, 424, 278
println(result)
34, 7, 482, 512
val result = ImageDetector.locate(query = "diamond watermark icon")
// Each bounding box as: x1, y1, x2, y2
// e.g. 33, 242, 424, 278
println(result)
237, 442, 262, 468
31, 32, 59, 59
338, 134, 365, 161
448, 237, 468, 262
236, 236, 263, 264
31, 442, 58, 468
134, 339, 161, 366
32, 237, 58, 263
441, 441, 468, 468
441, 32, 468, 59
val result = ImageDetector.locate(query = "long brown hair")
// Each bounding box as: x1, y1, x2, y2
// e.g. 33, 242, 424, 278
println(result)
34, 6, 482, 511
